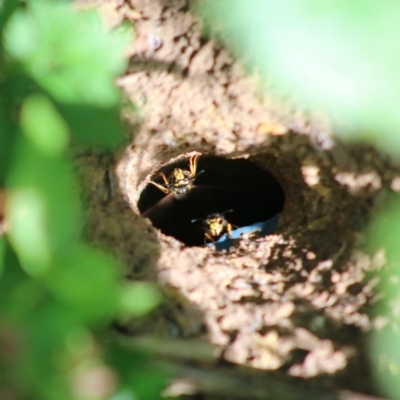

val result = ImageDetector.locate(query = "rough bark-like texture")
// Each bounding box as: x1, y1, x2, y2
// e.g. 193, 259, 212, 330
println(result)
76, 1, 400, 398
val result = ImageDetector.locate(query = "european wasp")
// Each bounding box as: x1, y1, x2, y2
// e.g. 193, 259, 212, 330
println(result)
192, 210, 234, 244
146, 154, 202, 199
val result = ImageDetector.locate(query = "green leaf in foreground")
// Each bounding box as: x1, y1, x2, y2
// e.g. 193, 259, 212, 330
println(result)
366, 198, 400, 399
57, 102, 125, 148
4, 0, 131, 149
21, 94, 69, 156
7, 138, 81, 275
43, 245, 120, 324
0, 235, 5, 277
0, 0, 19, 34
1, 0, 166, 397
4, 0, 130, 107
119, 282, 161, 318
199, 0, 400, 153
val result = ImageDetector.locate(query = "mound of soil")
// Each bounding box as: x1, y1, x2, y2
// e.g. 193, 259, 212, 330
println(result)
78, 1, 400, 398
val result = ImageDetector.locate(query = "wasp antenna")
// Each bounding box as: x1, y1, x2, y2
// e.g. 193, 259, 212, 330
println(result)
192, 218, 208, 227
222, 209, 234, 215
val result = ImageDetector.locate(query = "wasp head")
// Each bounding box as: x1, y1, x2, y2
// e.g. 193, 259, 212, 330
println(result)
206, 215, 226, 237
170, 168, 194, 197
146, 154, 202, 199
192, 209, 234, 243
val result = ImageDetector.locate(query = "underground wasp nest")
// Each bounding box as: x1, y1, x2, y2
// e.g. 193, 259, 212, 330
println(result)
138, 153, 285, 246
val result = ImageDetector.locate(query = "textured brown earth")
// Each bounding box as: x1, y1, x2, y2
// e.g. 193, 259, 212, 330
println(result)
76, 1, 400, 399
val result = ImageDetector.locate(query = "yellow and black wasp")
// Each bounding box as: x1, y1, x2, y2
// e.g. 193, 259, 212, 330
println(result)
192, 210, 234, 244
141, 154, 208, 234
146, 154, 202, 199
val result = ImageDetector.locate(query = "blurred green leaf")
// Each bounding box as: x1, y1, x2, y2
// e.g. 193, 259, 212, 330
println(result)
0, 236, 5, 277
19, 305, 84, 400
0, 104, 14, 184
107, 343, 165, 400
0, 0, 18, 34
111, 389, 138, 400
0, 243, 122, 400
200, 0, 400, 153
57, 102, 125, 148
366, 198, 400, 398
0, 246, 72, 399
0, 240, 27, 312
4, 0, 130, 108
43, 245, 120, 324
7, 187, 52, 274
367, 199, 400, 270
0, 71, 31, 184
7, 137, 81, 275
119, 282, 161, 318
370, 324, 400, 400
3, 0, 130, 149
1, 0, 166, 397
21, 94, 69, 156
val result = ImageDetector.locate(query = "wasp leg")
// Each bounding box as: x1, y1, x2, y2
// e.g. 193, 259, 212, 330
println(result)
189, 154, 200, 178
145, 172, 171, 194
159, 172, 170, 186
226, 223, 233, 238
147, 180, 170, 194
204, 232, 214, 244
146, 180, 170, 194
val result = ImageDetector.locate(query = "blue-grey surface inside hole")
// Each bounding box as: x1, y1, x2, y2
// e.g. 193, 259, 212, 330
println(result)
208, 213, 280, 251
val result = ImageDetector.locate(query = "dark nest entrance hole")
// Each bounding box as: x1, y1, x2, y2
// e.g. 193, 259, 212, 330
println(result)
137, 155, 285, 246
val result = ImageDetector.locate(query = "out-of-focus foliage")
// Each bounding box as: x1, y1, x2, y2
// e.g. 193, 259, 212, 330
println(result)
367, 200, 400, 399
0, 0, 164, 399
4, 1, 128, 107
198, 1, 400, 398
2, 0, 128, 149
199, 0, 400, 153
